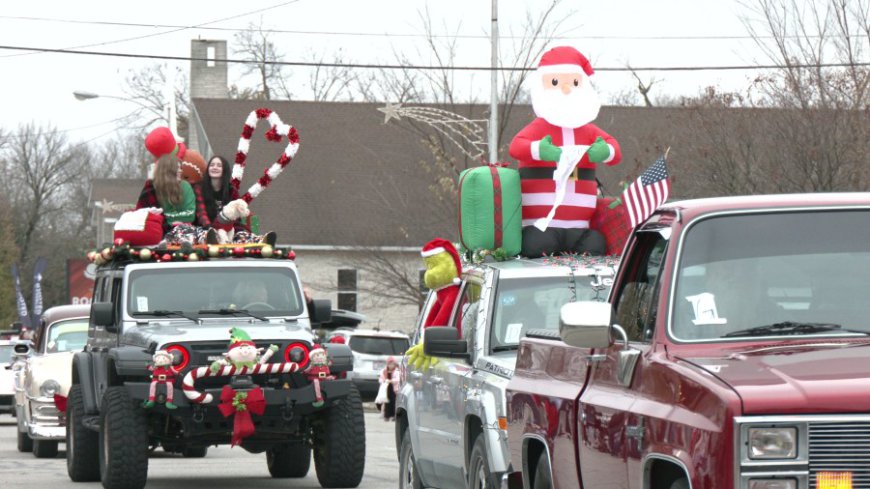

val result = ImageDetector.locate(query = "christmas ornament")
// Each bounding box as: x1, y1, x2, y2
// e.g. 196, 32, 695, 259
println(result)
232, 107, 301, 204
143, 350, 178, 409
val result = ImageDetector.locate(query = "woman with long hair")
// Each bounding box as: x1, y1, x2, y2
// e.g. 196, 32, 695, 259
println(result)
378, 356, 401, 421
136, 154, 203, 245
199, 155, 275, 245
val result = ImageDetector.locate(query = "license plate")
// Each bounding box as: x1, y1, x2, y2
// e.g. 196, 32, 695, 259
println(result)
373, 361, 386, 371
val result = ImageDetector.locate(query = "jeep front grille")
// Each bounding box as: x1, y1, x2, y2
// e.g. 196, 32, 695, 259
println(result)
809, 421, 870, 488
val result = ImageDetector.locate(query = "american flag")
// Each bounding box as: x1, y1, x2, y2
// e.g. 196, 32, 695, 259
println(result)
622, 154, 671, 228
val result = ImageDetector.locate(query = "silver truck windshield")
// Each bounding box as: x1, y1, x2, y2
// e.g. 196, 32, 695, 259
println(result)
490, 275, 610, 350
127, 267, 304, 317
672, 210, 870, 341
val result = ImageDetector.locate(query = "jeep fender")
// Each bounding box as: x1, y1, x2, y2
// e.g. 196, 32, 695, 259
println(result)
465, 387, 510, 473
107, 347, 153, 378
323, 343, 352, 373
72, 352, 99, 415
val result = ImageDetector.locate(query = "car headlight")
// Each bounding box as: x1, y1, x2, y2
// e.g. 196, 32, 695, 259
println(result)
39, 379, 61, 397
748, 427, 797, 459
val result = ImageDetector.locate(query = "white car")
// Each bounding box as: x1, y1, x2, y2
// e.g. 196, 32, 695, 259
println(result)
0, 340, 18, 415
15, 304, 90, 457
326, 328, 410, 401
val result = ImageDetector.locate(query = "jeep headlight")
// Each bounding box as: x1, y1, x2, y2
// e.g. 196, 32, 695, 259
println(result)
40, 379, 61, 397
748, 427, 797, 459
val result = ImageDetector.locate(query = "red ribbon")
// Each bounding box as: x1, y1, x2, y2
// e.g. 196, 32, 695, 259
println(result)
217, 385, 266, 446
53, 394, 68, 413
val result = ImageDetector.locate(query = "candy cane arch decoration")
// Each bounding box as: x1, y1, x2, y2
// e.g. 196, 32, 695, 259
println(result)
182, 361, 301, 404
232, 108, 301, 204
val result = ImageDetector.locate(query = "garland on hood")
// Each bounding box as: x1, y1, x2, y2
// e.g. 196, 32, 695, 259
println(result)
232, 107, 301, 203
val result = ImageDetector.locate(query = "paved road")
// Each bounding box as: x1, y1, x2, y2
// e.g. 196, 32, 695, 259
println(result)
0, 406, 399, 489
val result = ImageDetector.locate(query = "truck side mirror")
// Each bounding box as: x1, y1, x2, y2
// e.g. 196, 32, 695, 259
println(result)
559, 301, 614, 349
310, 299, 332, 325
91, 302, 116, 331
13, 342, 31, 356
423, 327, 468, 358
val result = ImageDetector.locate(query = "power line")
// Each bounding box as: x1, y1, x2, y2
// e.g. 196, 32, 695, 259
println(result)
1, 44, 867, 72
0, 1, 302, 59
0, 14, 857, 41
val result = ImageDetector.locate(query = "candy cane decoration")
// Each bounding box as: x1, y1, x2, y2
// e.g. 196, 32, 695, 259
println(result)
232, 107, 301, 204
182, 361, 301, 404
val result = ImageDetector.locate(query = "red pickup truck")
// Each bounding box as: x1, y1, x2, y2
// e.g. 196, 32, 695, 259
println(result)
506, 193, 870, 489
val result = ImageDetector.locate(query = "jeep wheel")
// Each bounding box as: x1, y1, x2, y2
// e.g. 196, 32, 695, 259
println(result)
182, 446, 208, 458
98, 386, 149, 489
468, 435, 499, 489
33, 439, 58, 458
267, 442, 311, 478
16, 426, 33, 453
532, 450, 552, 489
398, 430, 423, 489
312, 384, 366, 488
67, 385, 100, 481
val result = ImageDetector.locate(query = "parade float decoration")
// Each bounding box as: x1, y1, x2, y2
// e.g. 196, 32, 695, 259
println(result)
143, 350, 178, 409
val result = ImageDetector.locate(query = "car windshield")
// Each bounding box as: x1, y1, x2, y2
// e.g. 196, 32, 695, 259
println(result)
0, 345, 12, 363
490, 274, 612, 350
348, 336, 409, 355
671, 210, 870, 341
46, 319, 89, 353
127, 267, 304, 317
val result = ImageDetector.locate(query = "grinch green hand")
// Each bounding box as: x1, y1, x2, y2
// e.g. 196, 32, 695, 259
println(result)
538, 135, 562, 162
586, 136, 610, 163
405, 342, 439, 371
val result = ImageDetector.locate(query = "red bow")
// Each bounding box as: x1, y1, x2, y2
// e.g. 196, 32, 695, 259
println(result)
217, 385, 266, 446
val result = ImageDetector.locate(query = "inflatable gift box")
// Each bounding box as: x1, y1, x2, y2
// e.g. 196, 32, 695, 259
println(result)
458, 164, 522, 257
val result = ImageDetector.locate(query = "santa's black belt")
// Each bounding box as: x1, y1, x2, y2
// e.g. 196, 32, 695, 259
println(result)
520, 167, 596, 181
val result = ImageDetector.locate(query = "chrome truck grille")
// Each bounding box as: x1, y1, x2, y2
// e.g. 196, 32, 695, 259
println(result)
809, 421, 870, 488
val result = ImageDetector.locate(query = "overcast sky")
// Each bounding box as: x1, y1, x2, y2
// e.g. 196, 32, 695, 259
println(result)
0, 0, 777, 145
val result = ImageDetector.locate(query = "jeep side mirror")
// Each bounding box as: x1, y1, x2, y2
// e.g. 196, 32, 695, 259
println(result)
91, 302, 116, 331
559, 301, 614, 349
310, 299, 332, 325
423, 327, 468, 359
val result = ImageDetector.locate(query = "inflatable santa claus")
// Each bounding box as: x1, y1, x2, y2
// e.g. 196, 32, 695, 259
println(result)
509, 46, 622, 257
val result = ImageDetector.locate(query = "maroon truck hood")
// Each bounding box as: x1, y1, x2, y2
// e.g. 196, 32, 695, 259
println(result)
684, 342, 870, 414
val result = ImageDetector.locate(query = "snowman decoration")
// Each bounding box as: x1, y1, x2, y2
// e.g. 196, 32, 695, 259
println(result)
210, 327, 279, 372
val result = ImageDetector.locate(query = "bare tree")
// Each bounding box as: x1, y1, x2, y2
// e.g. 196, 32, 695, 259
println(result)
122, 63, 190, 138
233, 20, 289, 100
306, 49, 358, 102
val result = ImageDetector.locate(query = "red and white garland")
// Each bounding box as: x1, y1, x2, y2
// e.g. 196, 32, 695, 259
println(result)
232, 108, 301, 203
182, 361, 301, 404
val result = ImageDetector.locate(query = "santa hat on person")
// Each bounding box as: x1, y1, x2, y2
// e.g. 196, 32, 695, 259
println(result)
536, 46, 594, 77
145, 127, 187, 161
421, 238, 462, 274
228, 327, 256, 352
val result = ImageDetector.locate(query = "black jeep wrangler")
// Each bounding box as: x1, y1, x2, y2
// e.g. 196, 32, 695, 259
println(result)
67, 246, 365, 489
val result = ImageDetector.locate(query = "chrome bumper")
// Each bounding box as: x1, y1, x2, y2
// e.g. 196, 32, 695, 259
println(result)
27, 423, 65, 440
25, 396, 65, 440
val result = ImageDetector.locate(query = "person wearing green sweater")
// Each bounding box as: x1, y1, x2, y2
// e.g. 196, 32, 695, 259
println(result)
135, 154, 204, 245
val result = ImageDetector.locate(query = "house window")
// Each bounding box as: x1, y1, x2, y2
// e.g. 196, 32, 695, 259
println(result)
337, 269, 357, 312
206, 46, 216, 67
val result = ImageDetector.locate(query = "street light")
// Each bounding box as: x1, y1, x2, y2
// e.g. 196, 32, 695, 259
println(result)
72, 90, 181, 141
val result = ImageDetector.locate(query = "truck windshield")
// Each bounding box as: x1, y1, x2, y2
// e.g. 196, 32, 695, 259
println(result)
45, 319, 89, 353
672, 209, 870, 341
127, 267, 304, 318
490, 275, 610, 351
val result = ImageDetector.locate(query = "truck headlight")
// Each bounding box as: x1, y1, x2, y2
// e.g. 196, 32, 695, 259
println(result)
39, 379, 61, 397
748, 427, 797, 459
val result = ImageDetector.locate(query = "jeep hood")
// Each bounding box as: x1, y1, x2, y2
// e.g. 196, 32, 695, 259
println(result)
124, 320, 315, 348
684, 342, 870, 414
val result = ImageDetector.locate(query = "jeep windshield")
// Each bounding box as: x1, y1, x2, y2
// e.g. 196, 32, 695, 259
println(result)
671, 209, 870, 341
127, 267, 304, 318
490, 274, 611, 351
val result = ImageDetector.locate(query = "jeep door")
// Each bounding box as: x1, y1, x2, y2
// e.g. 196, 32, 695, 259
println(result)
578, 228, 668, 489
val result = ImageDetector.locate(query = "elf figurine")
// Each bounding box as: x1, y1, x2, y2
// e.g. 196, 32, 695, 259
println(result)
210, 327, 279, 372
304, 345, 333, 408
405, 238, 463, 371
144, 350, 178, 409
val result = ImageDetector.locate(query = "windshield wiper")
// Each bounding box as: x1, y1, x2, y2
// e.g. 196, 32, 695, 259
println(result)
134, 310, 200, 322
491, 345, 518, 352
722, 321, 870, 338
198, 308, 268, 322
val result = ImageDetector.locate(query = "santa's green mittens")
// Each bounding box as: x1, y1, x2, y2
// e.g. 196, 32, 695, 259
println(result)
586, 137, 610, 163
405, 342, 438, 371
538, 135, 562, 162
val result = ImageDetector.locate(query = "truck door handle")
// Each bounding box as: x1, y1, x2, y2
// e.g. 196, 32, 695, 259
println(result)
409, 372, 423, 380
429, 376, 443, 385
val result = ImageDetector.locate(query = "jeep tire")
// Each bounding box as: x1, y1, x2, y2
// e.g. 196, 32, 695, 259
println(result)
312, 384, 366, 488
98, 386, 149, 489
67, 385, 100, 481
17, 426, 33, 453
468, 435, 499, 489
267, 442, 311, 478
33, 439, 58, 458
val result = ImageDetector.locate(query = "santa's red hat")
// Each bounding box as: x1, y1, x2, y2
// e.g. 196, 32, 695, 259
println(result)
421, 238, 462, 274
537, 46, 594, 77
145, 127, 187, 161
310, 344, 326, 357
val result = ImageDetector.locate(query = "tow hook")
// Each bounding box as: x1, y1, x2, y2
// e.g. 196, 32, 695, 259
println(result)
282, 399, 295, 421
192, 405, 205, 423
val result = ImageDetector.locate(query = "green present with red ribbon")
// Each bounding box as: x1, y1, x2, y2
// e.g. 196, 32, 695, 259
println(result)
458, 163, 523, 258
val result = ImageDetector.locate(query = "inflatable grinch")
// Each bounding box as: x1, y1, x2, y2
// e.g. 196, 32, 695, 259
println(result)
509, 46, 622, 257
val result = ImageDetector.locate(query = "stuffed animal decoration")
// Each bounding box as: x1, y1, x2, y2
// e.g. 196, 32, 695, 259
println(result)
144, 127, 206, 185
210, 327, 278, 372
304, 345, 333, 408
509, 46, 622, 258
212, 198, 251, 244
143, 350, 178, 409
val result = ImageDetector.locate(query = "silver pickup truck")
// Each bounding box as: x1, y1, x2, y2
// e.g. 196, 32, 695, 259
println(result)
395, 256, 617, 489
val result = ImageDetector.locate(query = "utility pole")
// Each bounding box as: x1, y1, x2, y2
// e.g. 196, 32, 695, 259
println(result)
489, 0, 499, 164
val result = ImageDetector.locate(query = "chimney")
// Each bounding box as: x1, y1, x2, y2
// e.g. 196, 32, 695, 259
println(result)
189, 39, 228, 155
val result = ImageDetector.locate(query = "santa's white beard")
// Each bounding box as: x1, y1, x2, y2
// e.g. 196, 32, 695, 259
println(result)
531, 77, 601, 129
